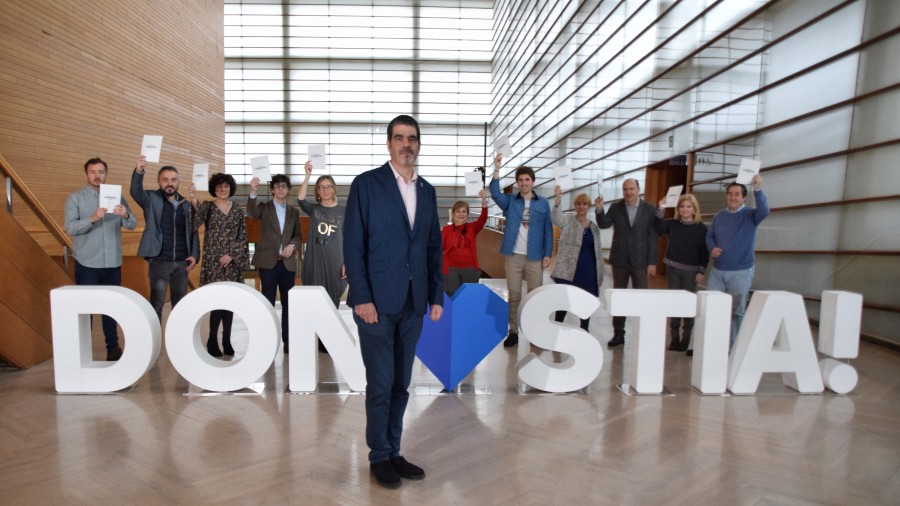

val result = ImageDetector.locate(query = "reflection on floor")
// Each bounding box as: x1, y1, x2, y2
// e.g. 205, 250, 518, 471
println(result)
1, 279, 899, 504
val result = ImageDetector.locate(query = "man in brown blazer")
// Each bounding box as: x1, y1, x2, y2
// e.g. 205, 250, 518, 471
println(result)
247, 174, 302, 353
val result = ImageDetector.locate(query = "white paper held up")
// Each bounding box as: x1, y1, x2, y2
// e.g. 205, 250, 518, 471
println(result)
250, 155, 271, 183
664, 185, 684, 208
192, 163, 209, 189
554, 165, 573, 191
493, 135, 513, 158
736, 158, 761, 185
308, 145, 326, 172
465, 171, 483, 196
98, 184, 121, 213
141, 135, 163, 163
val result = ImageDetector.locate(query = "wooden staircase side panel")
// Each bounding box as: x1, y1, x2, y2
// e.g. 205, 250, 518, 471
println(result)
476, 228, 506, 279
0, 209, 71, 368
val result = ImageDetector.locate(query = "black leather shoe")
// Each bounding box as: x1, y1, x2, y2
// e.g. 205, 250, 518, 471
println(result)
106, 346, 123, 361
607, 336, 625, 348
390, 456, 425, 480
222, 339, 235, 356
370, 460, 401, 489
503, 332, 518, 348
686, 349, 694, 357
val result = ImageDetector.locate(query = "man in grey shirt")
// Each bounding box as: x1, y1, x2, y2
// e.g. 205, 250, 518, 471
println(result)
64, 157, 137, 361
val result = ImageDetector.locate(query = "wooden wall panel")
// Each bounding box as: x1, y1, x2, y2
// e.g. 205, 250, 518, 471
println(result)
0, 0, 224, 250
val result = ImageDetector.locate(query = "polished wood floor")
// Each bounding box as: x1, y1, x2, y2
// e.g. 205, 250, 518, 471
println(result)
2, 286, 899, 505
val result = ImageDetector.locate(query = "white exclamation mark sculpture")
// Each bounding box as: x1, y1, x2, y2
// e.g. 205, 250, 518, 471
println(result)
817, 291, 863, 394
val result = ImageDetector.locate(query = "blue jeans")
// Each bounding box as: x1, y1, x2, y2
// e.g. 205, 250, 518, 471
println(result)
258, 260, 296, 344
148, 259, 189, 321
354, 290, 423, 464
706, 266, 754, 347
74, 261, 121, 349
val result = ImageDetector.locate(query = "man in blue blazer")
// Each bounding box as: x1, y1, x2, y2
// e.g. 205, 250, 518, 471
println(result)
343, 115, 443, 489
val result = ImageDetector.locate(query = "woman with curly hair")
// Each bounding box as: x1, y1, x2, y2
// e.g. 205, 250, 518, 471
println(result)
189, 172, 249, 357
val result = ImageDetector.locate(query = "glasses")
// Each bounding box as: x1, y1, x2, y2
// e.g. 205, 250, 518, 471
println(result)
272, 184, 289, 189
318, 185, 335, 190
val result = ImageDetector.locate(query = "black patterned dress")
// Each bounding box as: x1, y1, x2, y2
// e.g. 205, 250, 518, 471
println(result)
193, 200, 249, 286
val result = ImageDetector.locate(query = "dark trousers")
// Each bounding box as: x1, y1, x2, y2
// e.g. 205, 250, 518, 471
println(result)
74, 261, 121, 349
444, 266, 480, 296
667, 265, 698, 341
148, 259, 189, 321
611, 262, 649, 337
354, 289, 423, 464
554, 311, 590, 331
258, 260, 296, 344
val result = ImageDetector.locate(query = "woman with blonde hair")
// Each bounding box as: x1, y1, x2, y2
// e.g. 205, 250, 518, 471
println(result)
550, 187, 604, 331
441, 189, 488, 295
297, 161, 346, 309
655, 193, 708, 352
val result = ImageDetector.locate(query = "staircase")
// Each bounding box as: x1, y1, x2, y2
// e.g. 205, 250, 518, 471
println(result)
0, 152, 73, 368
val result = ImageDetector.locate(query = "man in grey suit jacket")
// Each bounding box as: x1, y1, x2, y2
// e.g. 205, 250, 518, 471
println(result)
596, 178, 659, 347
247, 173, 302, 353
343, 115, 443, 489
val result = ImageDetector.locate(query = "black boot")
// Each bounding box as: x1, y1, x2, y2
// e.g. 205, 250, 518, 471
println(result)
668, 319, 681, 351
678, 320, 693, 352
207, 335, 223, 357
222, 335, 235, 356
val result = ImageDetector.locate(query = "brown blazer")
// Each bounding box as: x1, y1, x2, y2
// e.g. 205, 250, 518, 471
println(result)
246, 196, 302, 271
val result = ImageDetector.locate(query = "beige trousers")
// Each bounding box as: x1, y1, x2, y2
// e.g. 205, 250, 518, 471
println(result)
505, 253, 544, 334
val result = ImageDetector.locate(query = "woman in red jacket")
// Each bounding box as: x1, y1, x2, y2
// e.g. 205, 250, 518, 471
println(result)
441, 190, 488, 296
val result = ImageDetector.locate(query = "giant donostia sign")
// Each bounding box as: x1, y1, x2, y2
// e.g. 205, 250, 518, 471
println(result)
50, 283, 861, 396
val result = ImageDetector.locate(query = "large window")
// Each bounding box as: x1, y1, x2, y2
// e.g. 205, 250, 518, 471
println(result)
224, 0, 493, 187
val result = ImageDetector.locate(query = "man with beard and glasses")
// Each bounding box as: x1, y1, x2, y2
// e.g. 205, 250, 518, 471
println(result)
65, 157, 137, 361
131, 155, 199, 321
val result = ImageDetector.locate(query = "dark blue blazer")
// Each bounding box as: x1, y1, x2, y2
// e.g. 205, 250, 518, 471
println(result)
343, 162, 443, 316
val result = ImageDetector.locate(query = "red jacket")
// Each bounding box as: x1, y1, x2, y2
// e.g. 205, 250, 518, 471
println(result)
441, 207, 487, 274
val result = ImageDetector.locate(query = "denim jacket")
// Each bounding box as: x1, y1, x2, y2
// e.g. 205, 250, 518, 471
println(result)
489, 177, 553, 260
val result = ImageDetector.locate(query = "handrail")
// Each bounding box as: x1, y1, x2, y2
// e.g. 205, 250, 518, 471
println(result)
0, 151, 73, 251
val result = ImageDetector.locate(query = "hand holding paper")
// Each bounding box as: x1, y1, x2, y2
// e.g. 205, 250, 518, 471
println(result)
192, 163, 209, 189
141, 135, 163, 163
98, 184, 122, 213
554, 165, 573, 191
308, 145, 326, 172
663, 185, 683, 208
736, 158, 761, 184
465, 171, 483, 196
250, 155, 271, 184
493, 135, 512, 158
